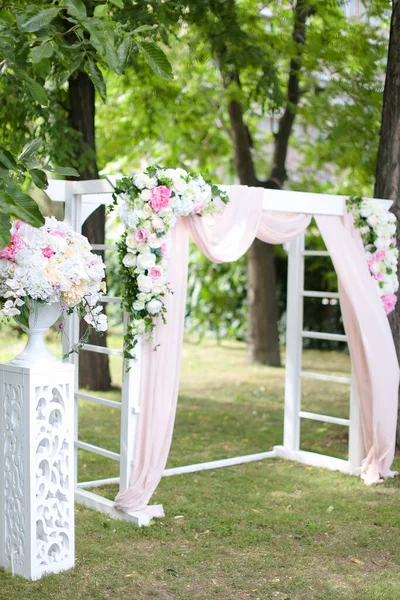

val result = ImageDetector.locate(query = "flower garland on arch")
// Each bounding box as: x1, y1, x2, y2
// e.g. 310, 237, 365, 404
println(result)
346, 196, 398, 315
111, 166, 229, 358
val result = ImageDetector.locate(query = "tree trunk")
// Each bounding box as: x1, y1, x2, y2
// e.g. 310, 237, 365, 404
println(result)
226, 98, 282, 365
373, 0, 400, 445
68, 72, 112, 391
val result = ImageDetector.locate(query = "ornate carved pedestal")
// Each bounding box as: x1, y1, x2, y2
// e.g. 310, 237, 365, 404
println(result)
0, 362, 75, 580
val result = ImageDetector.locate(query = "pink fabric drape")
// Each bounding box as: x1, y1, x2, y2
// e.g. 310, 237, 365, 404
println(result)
114, 186, 399, 515
316, 213, 399, 484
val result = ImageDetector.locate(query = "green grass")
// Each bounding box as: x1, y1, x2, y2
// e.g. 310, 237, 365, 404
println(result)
1, 331, 400, 600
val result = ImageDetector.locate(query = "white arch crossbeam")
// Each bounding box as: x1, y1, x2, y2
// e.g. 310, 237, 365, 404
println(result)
46, 179, 391, 526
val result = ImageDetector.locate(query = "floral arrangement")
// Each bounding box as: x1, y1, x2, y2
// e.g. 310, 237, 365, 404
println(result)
111, 166, 229, 358
0, 217, 107, 343
346, 196, 398, 315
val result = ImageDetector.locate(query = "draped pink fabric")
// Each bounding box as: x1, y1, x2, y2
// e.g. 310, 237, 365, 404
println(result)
316, 213, 399, 484
114, 186, 399, 515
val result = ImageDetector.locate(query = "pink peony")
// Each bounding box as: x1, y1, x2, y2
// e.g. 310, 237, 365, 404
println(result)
382, 294, 397, 315
374, 249, 386, 261
0, 232, 25, 262
149, 266, 163, 281
161, 242, 169, 257
149, 186, 171, 213
50, 229, 68, 239
42, 246, 55, 258
193, 202, 203, 214
135, 228, 149, 242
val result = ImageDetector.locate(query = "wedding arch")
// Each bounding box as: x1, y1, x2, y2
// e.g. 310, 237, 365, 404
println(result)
47, 179, 399, 527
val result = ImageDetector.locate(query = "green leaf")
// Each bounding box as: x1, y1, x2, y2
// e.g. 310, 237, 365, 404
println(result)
62, 0, 87, 20
117, 37, 131, 70
0, 212, 11, 249
105, 41, 120, 72
109, 0, 124, 7
48, 165, 80, 177
18, 73, 48, 106
0, 9, 15, 24
16, 8, 59, 33
30, 168, 48, 190
0, 190, 44, 228
30, 42, 54, 63
18, 138, 43, 163
132, 25, 155, 34
87, 60, 107, 102
93, 4, 108, 18
0, 148, 17, 171
136, 42, 173, 80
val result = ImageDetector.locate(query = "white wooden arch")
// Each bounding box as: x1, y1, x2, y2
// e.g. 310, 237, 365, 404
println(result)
47, 179, 391, 526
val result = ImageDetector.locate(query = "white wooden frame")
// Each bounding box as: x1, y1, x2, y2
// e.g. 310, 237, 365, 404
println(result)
46, 179, 390, 525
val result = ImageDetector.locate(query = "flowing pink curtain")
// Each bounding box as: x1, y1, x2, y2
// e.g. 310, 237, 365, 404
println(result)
114, 187, 399, 515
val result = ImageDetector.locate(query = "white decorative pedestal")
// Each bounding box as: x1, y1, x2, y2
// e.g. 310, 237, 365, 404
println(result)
0, 304, 75, 580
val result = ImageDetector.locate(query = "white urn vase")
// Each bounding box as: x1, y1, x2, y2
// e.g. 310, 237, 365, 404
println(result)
11, 301, 62, 366
0, 300, 75, 580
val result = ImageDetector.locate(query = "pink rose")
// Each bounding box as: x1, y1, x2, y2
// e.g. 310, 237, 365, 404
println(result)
161, 242, 169, 257
374, 249, 386, 261
0, 232, 25, 262
374, 272, 384, 282
193, 202, 203, 214
391, 238, 397, 246
382, 294, 397, 315
149, 266, 163, 281
149, 186, 171, 213
42, 246, 55, 258
50, 229, 68, 239
135, 228, 149, 242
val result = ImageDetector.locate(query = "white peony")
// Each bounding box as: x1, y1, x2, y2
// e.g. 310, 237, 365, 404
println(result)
146, 298, 163, 315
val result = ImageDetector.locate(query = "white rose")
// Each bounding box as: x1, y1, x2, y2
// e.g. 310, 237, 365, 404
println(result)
146, 298, 163, 315
173, 178, 187, 194
131, 319, 146, 334
137, 253, 156, 270
153, 280, 167, 294
132, 300, 145, 311
126, 234, 137, 249
140, 189, 152, 201
174, 168, 188, 178
388, 212, 396, 223
152, 215, 165, 232
359, 226, 370, 235
137, 274, 153, 292
137, 242, 150, 253
137, 292, 152, 302
377, 211, 389, 225
367, 215, 377, 227
122, 253, 137, 268
375, 237, 387, 249
359, 203, 373, 218
143, 204, 153, 216
134, 173, 155, 189
148, 234, 162, 249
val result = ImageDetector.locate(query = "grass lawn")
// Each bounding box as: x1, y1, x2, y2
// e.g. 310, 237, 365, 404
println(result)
0, 330, 400, 600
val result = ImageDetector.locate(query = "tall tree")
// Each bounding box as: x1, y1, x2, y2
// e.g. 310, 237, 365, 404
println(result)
374, 0, 400, 444
0, 0, 174, 389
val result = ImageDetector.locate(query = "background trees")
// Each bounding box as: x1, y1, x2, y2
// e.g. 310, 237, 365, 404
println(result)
97, 0, 390, 359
